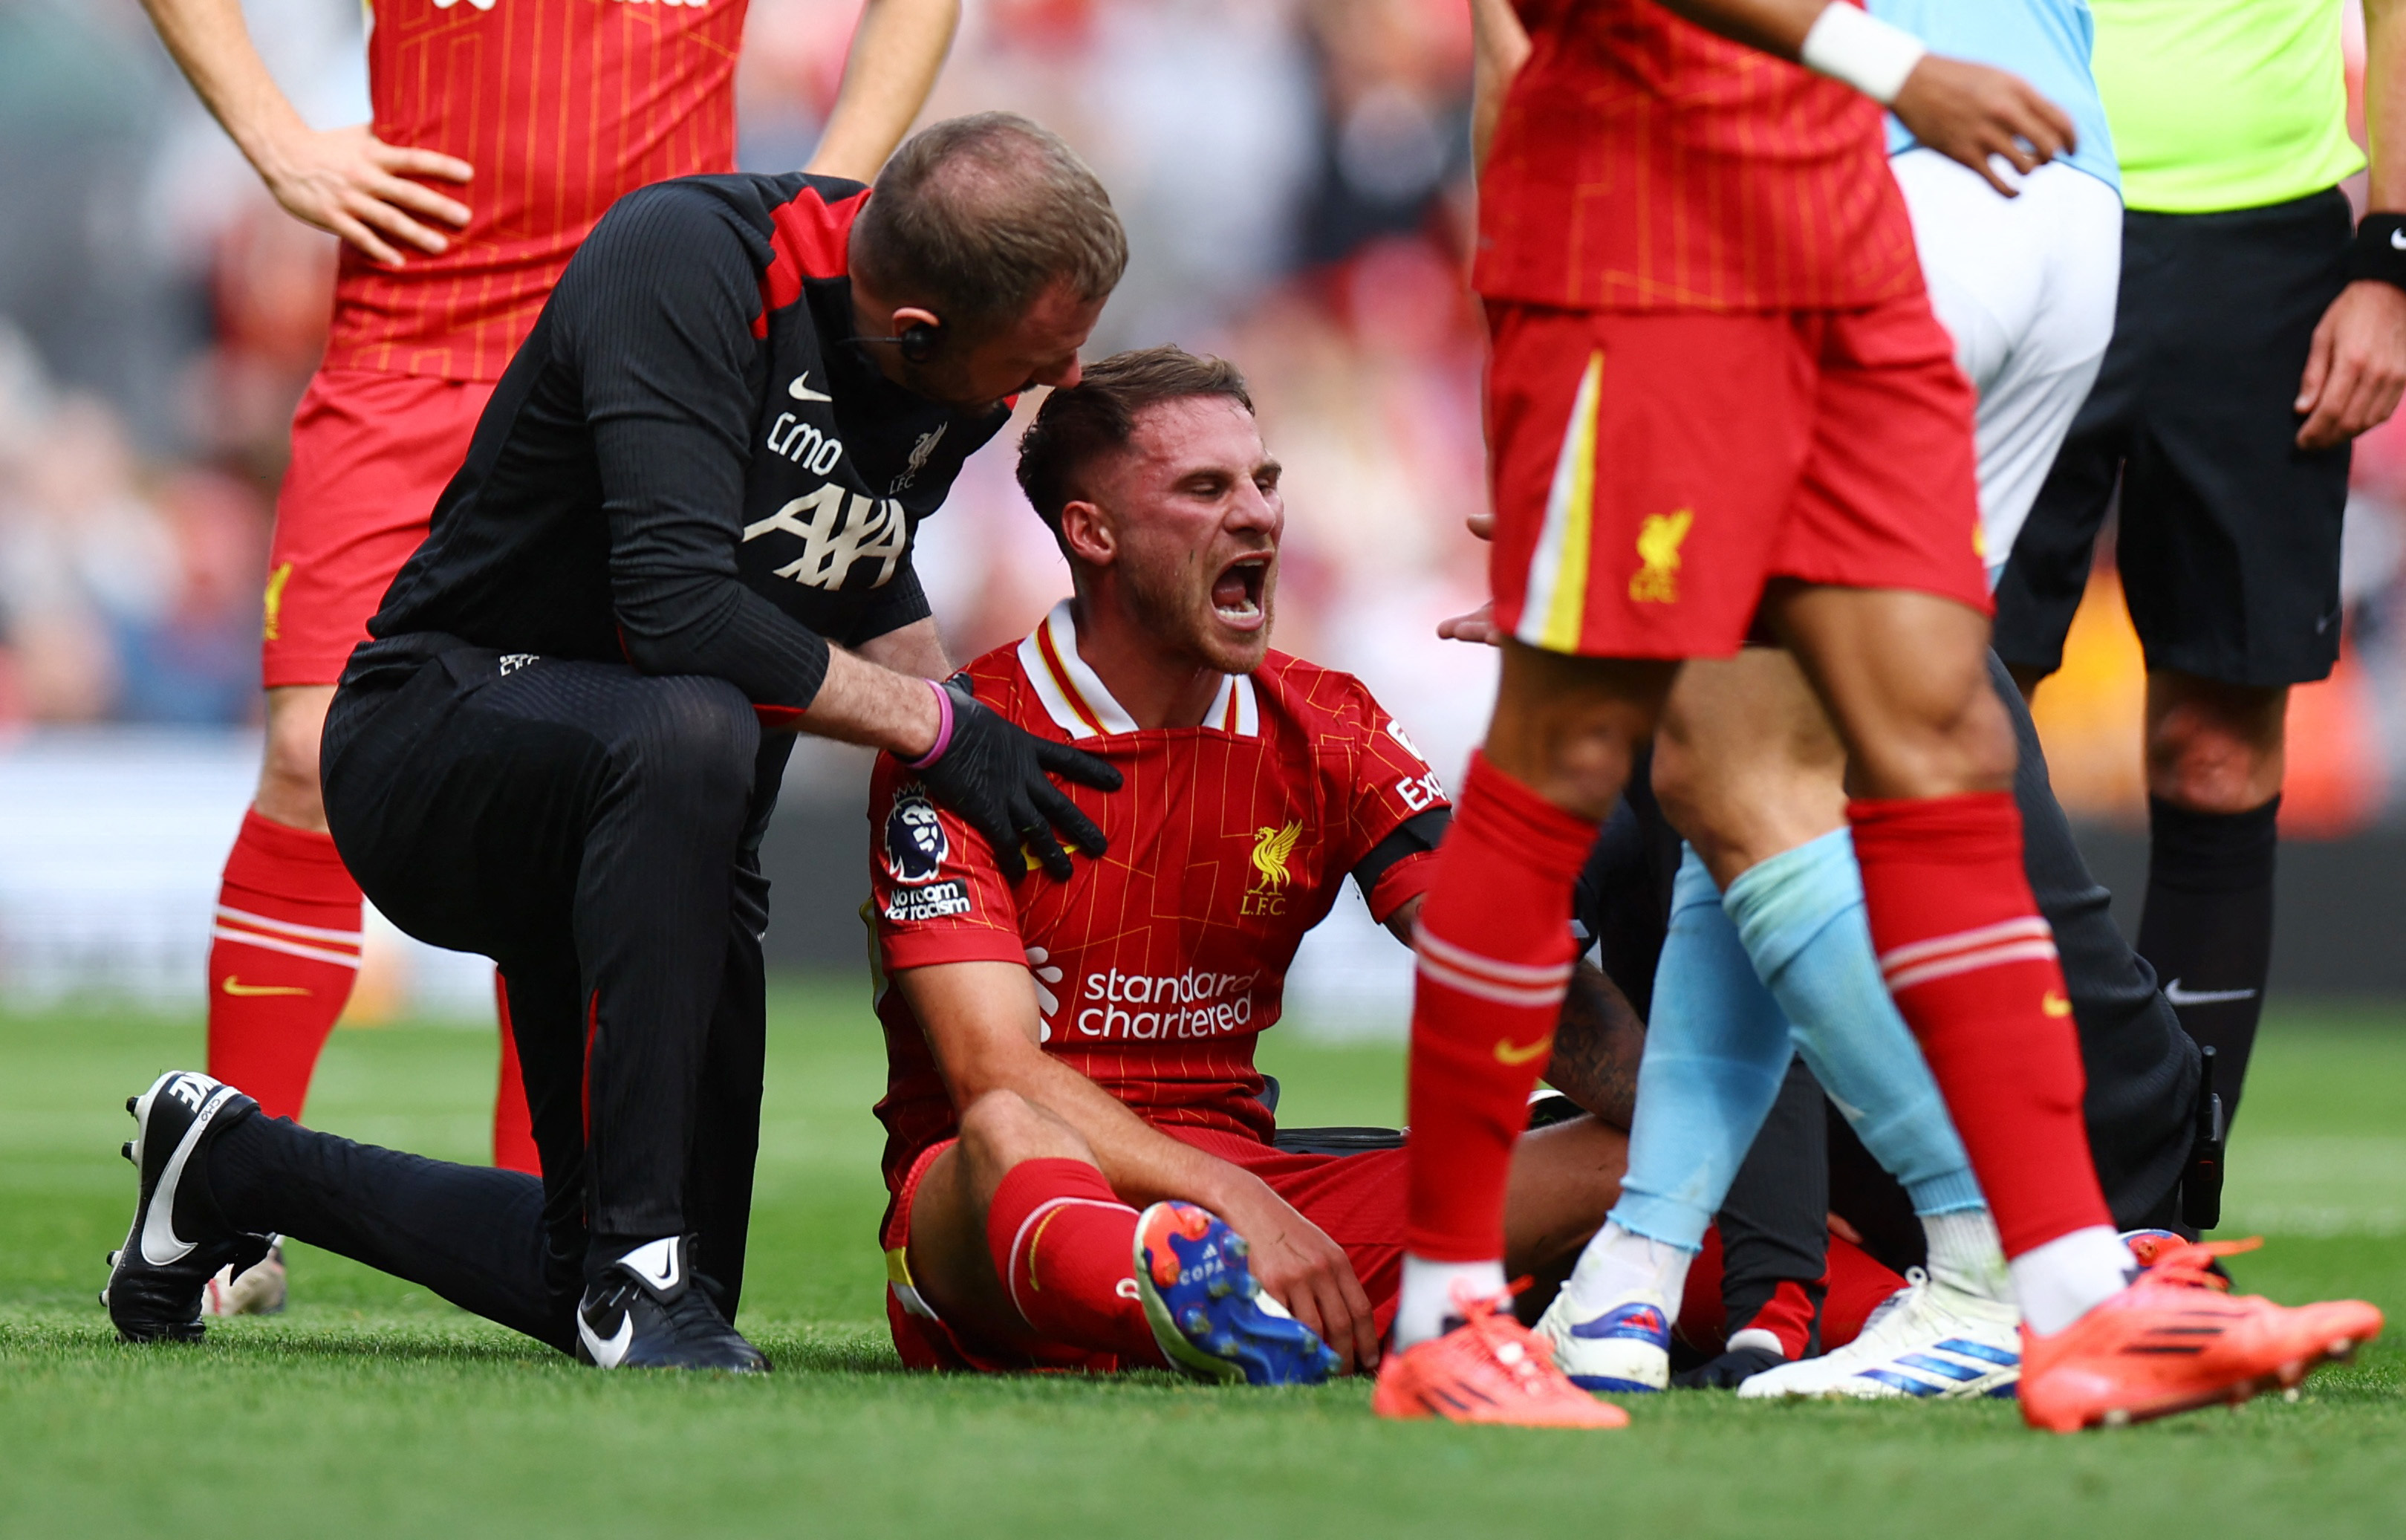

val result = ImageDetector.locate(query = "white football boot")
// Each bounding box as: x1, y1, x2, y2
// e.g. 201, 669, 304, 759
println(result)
1532, 1289, 1674, 1393
1737, 1268, 2020, 1400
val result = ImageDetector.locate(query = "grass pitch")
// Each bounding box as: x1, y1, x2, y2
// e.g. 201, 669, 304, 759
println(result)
4, 988, 2402, 1538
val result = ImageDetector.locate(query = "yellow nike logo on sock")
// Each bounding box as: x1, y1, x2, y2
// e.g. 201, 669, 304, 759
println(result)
1492, 1035, 1553, 1066
221, 978, 312, 998
2041, 990, 2072, 1018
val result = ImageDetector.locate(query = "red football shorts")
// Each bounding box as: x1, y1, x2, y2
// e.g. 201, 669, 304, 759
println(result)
882, 1128, 1407, 1374
262, 368, 493, 687
1483, 294, 1989, 658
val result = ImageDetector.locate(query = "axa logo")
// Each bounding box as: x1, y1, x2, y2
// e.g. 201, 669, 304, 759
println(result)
1243, 819, 1301, 917
743, 481, 908, 590
1628, 508, 1693, 604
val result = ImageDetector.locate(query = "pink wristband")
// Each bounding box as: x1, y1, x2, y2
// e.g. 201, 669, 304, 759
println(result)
902, 678, 955, 770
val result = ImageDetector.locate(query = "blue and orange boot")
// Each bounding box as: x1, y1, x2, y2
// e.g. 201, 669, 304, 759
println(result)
1134, 1201, 1341, 1385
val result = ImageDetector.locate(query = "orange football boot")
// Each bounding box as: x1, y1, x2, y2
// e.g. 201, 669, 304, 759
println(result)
1373, 1287, 1630, 1428
2019, 1237, 2384, 1433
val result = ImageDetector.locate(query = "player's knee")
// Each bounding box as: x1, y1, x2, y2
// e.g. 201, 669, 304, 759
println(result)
2145, 679, 2286, 812
614, 678, 760, 806
255, 714, 330, 827
1856, 675, 2018, 798
957, 1089, 1090, 1170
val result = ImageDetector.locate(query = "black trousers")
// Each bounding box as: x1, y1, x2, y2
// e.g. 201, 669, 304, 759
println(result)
209, 640, 789, 1349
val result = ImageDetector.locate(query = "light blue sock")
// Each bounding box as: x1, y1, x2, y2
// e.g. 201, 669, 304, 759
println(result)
1607, 846, 1796, 1251
1723, 828, 1985, 1217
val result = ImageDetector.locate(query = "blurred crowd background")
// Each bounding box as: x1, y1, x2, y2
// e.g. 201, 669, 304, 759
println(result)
0, 0, 2401, 1016
4, 0, 2402, 825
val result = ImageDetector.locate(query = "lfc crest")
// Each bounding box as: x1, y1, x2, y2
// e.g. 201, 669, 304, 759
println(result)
1242, 819, 1302, 917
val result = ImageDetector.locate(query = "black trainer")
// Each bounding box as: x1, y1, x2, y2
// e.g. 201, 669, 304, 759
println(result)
574, 1235, 768, 1372
102, 1071, 271, 1343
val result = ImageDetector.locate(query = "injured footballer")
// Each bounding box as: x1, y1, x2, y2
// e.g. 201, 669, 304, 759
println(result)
862, 346, 1870, 1391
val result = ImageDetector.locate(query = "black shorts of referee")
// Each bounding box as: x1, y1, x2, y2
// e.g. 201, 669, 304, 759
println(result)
1996, 189, 2353, 688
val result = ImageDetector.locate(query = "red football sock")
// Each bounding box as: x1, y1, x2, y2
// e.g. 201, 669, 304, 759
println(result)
492, 973, 541, 1175
1850, 793, 2113, 1258
985, 1159, 1164, 1364
206, 809, 363, 1121
1405, 753, 1601, 1261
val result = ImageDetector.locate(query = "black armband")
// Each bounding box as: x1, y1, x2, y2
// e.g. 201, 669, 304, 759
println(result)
2347, 213, 2406, 290
1350, 807, 1452, 907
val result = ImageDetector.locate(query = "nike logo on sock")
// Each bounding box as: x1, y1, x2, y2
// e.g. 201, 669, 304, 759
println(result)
2163, 979, 2259, 1007
1493, 1036, 1553, 1066
221, 977, 311, 997
2041, 990, 2072, 1018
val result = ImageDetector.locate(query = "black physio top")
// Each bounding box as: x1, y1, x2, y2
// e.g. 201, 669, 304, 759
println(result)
362, 172, 1008, 718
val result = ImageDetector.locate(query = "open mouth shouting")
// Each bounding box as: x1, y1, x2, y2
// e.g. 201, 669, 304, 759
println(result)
1211, 553, 1272, 631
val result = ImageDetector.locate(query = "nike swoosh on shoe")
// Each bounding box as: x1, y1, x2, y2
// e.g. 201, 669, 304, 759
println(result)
579, 1309, 634, 1368
138, 1083, 236, 1268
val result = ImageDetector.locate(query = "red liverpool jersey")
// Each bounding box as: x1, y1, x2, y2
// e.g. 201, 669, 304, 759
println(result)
868, 602, 1451, 1191
1475, 0, 1922, 313
325, 0, 749, 381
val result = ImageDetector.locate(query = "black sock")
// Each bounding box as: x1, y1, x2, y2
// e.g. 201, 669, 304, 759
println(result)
2136, 794, 2279, 1130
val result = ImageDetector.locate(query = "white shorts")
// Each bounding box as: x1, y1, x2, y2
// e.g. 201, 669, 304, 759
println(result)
1890, 149, 2122, 587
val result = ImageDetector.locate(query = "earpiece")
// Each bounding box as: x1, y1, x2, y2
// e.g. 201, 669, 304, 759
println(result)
851, 316, 944, 363
896, 319, 940, 365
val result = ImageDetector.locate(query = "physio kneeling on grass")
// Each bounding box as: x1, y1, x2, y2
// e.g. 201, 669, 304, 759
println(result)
100, 113, 1128, 1371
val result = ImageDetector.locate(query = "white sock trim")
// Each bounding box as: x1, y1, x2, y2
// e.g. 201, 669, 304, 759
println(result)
2009, 1225, 2133, 1336
1394, 1254, 1509, 1351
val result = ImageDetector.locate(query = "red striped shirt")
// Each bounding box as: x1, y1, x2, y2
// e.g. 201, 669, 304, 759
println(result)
325, 0, 748, 381
1475, 0, 1922, 313
868, 605, 1448, 1192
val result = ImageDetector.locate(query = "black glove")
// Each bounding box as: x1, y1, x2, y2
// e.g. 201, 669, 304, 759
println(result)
914, 682, 1122, 882
1669, 1343, 1787, 1391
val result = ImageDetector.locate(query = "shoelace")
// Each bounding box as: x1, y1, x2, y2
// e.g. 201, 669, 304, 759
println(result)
1451, 1280, 1561, 1391
2136, 1236, 2257, 1295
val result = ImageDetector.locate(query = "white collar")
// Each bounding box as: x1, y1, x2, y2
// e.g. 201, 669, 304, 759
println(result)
1015, 600, 1259, 739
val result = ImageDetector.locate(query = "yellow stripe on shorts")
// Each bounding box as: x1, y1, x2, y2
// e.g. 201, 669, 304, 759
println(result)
1516, 351, 1604, 654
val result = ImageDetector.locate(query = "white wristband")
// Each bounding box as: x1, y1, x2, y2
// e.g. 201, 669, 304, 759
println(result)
1799, 2, 1928, 106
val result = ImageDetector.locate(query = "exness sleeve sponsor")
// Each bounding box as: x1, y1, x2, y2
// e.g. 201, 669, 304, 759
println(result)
868, 755, 1026, 972
1339, 686, 1451, 923
557, 183, 836, 718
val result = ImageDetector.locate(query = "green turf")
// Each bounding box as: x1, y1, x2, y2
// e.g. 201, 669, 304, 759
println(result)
4, 990, 2402, 1537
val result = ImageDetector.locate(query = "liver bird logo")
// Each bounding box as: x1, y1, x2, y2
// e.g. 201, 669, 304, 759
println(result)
1251, 820, 1302, 890
1628, 509, 1694, 604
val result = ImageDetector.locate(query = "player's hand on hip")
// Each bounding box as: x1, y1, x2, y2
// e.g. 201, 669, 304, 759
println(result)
914, 685, 1122, 883
1215, 1177, 1379, 1373
1890, 56, 2073, 198
2295, 279, 2406, 449
254, 123, 473, 267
